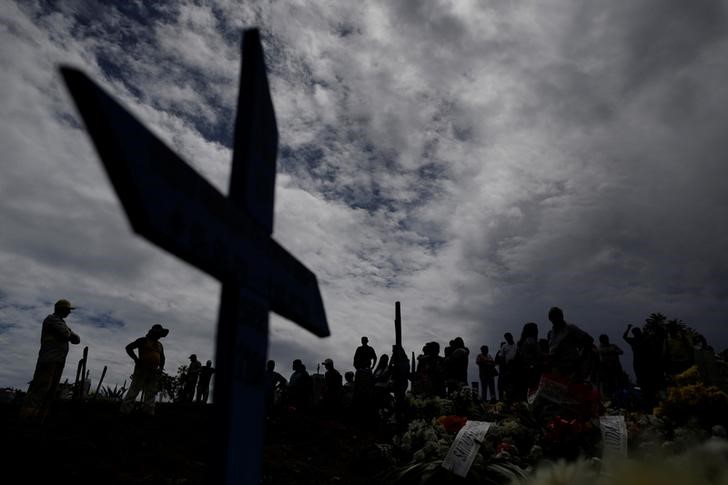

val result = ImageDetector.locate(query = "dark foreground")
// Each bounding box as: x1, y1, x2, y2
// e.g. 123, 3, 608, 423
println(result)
2, 400, 387, 484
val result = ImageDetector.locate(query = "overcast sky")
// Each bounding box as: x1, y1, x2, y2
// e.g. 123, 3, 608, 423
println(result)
2, 0, 728, 391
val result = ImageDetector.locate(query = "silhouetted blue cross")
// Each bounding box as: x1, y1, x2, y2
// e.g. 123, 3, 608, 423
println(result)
61, 28, 329, 485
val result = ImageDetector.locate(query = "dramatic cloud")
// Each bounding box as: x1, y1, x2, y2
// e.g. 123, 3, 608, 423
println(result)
2, 0, 728, 390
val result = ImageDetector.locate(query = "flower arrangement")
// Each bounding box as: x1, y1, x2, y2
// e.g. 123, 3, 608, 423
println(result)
654, 383, 728, 427
674, 365, 702, 387
406, 394, 454, 421
393, 419, 454, 463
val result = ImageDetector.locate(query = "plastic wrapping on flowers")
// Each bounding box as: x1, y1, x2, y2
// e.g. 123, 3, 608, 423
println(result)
382, 362, 728, 484
384, 416, 529, 485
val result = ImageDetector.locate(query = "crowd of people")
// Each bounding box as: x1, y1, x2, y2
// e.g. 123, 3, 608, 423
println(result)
456, 307, 714, 411
267, 307, 721, 418
117, 325, 216, 415
264, 336, 405, 419
18, 299, 216, 420
18, 300, 721, 421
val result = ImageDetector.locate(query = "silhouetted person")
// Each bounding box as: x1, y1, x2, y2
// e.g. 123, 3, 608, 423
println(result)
496, 333, 517, 400
368, 353, 390, 414
495, 341, 506, 400
20, 299, 81, 421
412, 345, 428, 394
289, 359, 312, 412
538, 338, 549, 355
373, 354, 391, 386
641, 324, 667, 406
443, 343, 454, 392
390, 346, 410, 396
664, 323, 694, 375
342, 371, 355, 409
353, 371, 374, 421
182, 354, 201, 402
321, 358, 343, 412
475, 345, 497, 402
452, 337, 470, 385
344, 371, 355, 386
264, 360, 287, 414
623, 324, 647, 384
353, 337, 377, 420
196, 360, 215, 403
390, 345, 410, 421
513, 322, 543, 400
444, 337, 469, 395
354, 336, 378, 371
546, 307, 595, 381
121, 324, 169, 415
415, 342, 445, 397
597, 334, 623, 398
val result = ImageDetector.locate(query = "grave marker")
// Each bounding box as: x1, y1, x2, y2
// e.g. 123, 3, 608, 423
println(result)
442, 420, 493, 477
61, 28, 329, 484
392, 301, 407, 424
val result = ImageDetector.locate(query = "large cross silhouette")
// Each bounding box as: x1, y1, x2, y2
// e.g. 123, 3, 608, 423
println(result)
61, 29, 330, 484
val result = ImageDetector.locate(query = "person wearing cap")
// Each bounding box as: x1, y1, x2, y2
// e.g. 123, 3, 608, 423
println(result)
321, 358, 343, 413
120, 324, 169, 415
20, 299, 81, 420
182, 354, 202, 403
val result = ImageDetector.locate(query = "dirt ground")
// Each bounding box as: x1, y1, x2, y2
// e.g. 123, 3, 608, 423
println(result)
2, 400, 392, 484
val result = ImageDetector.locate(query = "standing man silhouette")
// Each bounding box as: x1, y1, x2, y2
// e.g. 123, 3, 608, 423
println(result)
20, 299, 81, 421
354, 336, 378, 371
182, 354, 202, 402
121, 324, 169, 415
196, 360, 215, 404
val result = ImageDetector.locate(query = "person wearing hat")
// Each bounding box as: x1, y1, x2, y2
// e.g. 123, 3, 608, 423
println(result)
181, 354, 202, 403
120, 324, 169, 415
20, 299, 81, 420
321, 358, 343, 413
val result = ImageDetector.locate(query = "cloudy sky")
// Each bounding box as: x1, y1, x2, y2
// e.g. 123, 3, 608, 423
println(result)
2, 0, 728, 391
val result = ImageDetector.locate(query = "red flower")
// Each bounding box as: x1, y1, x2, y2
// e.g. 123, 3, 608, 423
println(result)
437, 415, 468, 434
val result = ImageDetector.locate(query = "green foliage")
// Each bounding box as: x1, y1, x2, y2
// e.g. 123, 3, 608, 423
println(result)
642, 312, 708, 348
406, 395, 454, 421
99, 384, 127, 401
449, 386, 487, 419
158, 366, 185, 402
392, 419, 453, 463
644, 312, 667, 330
